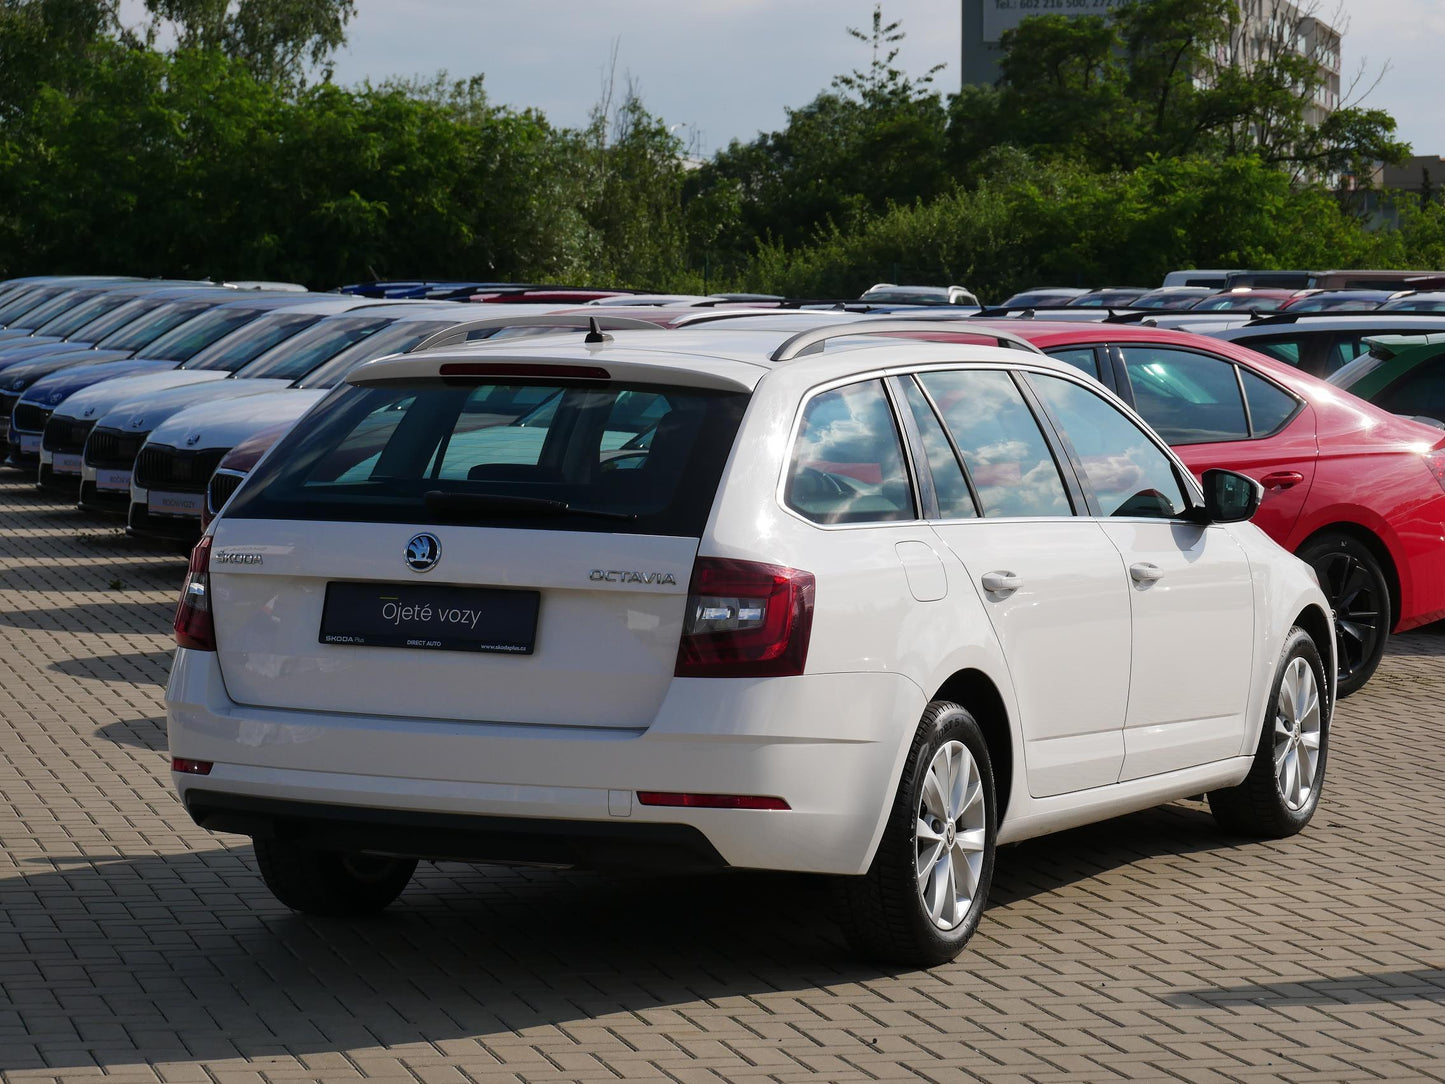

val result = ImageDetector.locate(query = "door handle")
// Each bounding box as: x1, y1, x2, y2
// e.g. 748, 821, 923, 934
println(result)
1260, 470, 1304, 490
981, 571, 1022, 594
1129, 562, 1165, 584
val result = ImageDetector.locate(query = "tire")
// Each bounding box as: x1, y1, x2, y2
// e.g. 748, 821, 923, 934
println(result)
253, 838, 416, 916
837, 701, 996, 967
1296, 533, 1390, 697
1209, 626, 1329, 838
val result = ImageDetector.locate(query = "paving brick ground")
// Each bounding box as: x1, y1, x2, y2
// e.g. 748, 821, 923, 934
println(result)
1, 476, 1443, 1083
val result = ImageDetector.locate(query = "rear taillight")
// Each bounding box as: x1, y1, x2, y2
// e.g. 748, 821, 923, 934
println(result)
173, 535, 216, 651
1426, 449, 1445, 494
675, 557, 815, 678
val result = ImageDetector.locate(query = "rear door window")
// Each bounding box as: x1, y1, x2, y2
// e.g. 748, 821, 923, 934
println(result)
228, 380, 748, 536
784, 380, 916, 524
918, 369, 1072, 518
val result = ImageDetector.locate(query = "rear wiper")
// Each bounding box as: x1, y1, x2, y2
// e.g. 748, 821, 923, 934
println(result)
423, 490, 637, 522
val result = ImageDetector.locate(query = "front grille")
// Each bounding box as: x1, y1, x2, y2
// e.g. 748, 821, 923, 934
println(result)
134, 446, 227, 493
207, 470, 245, 513
12, 402, 50, 435
84, 427, 146, 470
42, 416, 96, 454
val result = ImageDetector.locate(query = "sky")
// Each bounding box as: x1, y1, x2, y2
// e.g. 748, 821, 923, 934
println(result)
323, 0, 1444, 161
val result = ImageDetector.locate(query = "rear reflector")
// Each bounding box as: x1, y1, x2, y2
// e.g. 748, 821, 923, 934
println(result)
637, 791, 790, 811
170, 757, 213, 775
439, 363, 610, 380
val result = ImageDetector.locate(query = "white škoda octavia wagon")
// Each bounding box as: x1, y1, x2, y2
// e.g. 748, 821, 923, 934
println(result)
166, 319, 1335, 965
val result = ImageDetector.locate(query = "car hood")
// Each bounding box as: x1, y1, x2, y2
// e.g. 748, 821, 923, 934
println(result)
1, 349, 139, 396
144, 388, 328, 452
94, 377, 294, 436
44, 367, 225, 419
21, 357, 176, 408
0, 336, 68, 365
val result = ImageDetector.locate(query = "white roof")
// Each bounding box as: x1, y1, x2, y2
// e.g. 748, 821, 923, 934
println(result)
347, 319, 1089, 394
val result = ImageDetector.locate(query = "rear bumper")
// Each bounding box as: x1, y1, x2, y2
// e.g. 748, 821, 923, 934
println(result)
166, 648, 924, 876
183, 791, 728, 871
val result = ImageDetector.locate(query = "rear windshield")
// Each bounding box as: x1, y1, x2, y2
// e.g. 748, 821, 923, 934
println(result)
226, 379, 749, 535
184, 312, 322, 371
296, 319, 459, 388
239, 316, 395, 381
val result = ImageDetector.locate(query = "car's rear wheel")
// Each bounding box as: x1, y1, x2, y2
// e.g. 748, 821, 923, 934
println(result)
1209, 626, 1329, 837
1297, 533, 1389, 697
837, 701, 996, 966
253, 838, 416, 916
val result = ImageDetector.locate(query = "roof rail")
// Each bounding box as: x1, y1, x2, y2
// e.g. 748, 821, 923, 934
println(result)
409, 313, 666, 352
769, 319, 1046, 363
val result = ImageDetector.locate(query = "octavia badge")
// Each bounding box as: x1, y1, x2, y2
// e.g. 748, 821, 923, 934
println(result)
404, 532, 442, 573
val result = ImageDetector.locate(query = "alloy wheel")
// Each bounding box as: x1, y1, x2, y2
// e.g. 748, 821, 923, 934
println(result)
915, 739, 988, 930
1314, 549, 1383, 684
1274, 656, 1323, 810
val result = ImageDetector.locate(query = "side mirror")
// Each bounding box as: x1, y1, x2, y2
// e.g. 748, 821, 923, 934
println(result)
1192, 468, 1262, 524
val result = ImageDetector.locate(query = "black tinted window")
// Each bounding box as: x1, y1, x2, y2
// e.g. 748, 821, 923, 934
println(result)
239, 317, 394, 381
98, 300, 213, 351
185, 312, 321, 372
35, 293, 129, 337
1239, 369, 1300, 435
1119, 347, 1248, 444
1374, 353, 1445, 421
143, 306, 268, 361
298, 320, 458, 388
785, 380, 915, 524
229, 380, 747, 536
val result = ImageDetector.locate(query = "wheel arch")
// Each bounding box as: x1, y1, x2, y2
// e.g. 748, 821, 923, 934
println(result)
930, 668, 1014, 823
1291, 602, 1336, 714
1294, 522, 1401, 634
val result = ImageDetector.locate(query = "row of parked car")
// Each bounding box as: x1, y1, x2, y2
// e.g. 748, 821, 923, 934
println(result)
998, 267, 1445, 314
5, 270, 1445, 964
3, 272, 1445, 703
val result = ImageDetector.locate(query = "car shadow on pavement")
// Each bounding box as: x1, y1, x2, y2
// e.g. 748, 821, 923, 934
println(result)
0, 599, 176, 632
990, 800, 1227, 905
0, 799, 1260, 1073
1163, 968, 1445, 1006
0, 849, 873, 1072
53, 649, 175, 686
94, 716, 169, 750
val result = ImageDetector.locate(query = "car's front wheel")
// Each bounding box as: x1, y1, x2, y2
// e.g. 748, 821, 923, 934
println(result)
837, 701, 996, 966
1209, 626, 1329, 838
253, 838, 417, 916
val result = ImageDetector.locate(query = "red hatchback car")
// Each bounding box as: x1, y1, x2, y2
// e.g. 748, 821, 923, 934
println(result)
971, 320, 1445, 695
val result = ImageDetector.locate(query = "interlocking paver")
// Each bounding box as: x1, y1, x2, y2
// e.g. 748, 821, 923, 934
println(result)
1, 477, 1444, 1082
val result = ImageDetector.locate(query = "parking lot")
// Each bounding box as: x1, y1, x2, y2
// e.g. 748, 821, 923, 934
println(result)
1, 475, 1443, 1084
